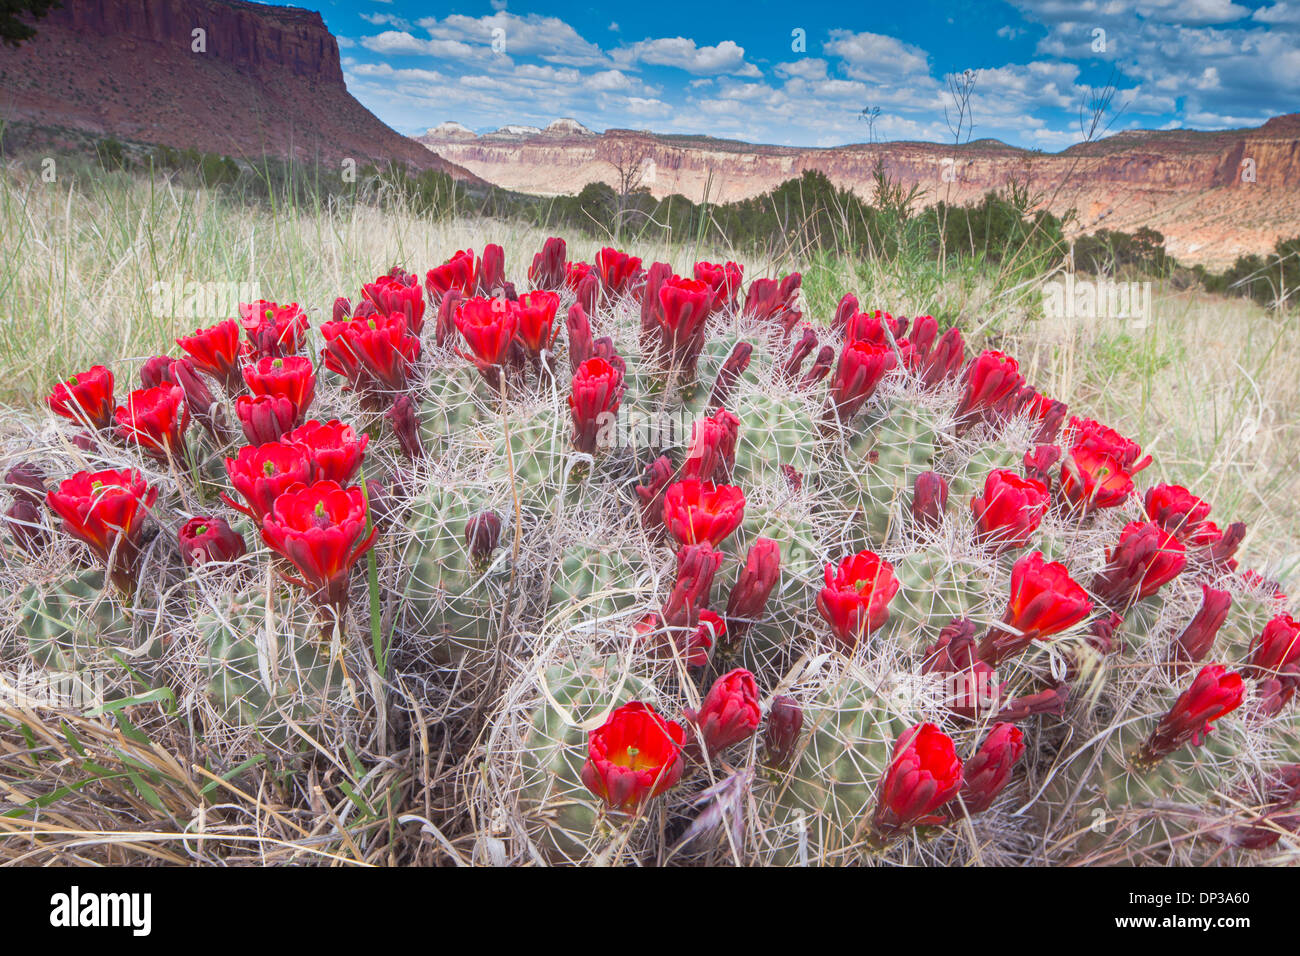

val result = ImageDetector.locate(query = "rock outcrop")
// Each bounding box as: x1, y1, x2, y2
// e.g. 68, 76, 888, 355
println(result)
420, 116, 1300, 267
0, 0, 477, 179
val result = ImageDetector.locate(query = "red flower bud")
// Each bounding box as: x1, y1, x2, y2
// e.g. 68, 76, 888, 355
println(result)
140, 354, 180, 389
178, 515, 246, 567
48, 365, 115, 430
47, 469, 157, 592
956, 350, 1024, 421
385, 394, 425, 461
971, 468, 1050, 552
817, 549, 900, 649
238, 301, 310, 358
260, 480, 378, 611
234, 393, 299, 445
635, 455, 675, 531
177, 318, 245, 392
921, 618, 1002, 718
828, 339, 897, 422
662, 543, 723, 630
911, 470, 949, 529
955, 723, 1025, 815
528, 236, 568, 291
906, 314, 938, 360
1255, 678, 1296, 720
242, 355, 316, 421
222, 441, 312, 521
662, 479, 746, 548
114, 385, 190, 461
1201, 520, 1247, 569
332, 296, 352, 323
830, 293, 859, 334
1059, 445, 1134, 512
565, 302, 594, 368
465, 510, 503, 567
682, 408, 740, 482
282, 419, 369, 485
687, 667, 761, 758
4, 496, 46, 554
1246, 613, 1300, 688
1144, 483, 1211, 540
1170, 585, 1232, 671
476, 243, 506, 296
1135, 663, 1244, 766
995, 684, 1070, 722
779, 327, 819, 383
568, 356, 625, 455
979, 551, 1091, 665
1093, 520, 1187, 607
871, 722, 963, 841
434, 288, 462, 349
1022, 443, 1062, 488
1016, 388, 1068, 444
724, 537, 781, 642
764, 695, 803, 770
800, 345, 835, 389
581, 702, 685, 812
707, 341, 753, 410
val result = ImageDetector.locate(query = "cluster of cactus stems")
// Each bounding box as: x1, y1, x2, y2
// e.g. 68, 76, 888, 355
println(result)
2, 233, 1297, 864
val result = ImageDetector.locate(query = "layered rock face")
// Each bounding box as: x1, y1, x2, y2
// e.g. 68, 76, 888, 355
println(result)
420, 116, 1300, 268
0, 0, 476, 178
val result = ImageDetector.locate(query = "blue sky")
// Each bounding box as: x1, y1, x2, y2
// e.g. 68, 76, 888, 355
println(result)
316, 0, 1300, 150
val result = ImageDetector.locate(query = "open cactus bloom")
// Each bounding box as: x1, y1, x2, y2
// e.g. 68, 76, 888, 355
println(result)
8, 236, 1296, 867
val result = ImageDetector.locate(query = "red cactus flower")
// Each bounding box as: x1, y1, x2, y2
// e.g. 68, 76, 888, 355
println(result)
979, 551, 1091, 665
176, 319, 245, 391
764, 695, 804, 770
454, 296, 518, 370
238, 301, 310, 358
1066, 416, 1152, 474
683, 408, 740, 482
46, 468, 157, 591
282, 419, 369, 485
956, 349, 1024, 420
595, 246, 643, 298
694, 260, 744, 312
724, 537, 781, 642
1093, 520, 1187, 607
919, 326, 966, 387
425, 249, 478, 301
260, 480, 378, 610
178, 516, 246, 568
513, 290, 560, 357
362, 275, 425, 335
870, 723, 964, 843
242, 355, 316, 421
1022, 443, 1062, 488
844, 309, 907, 346
48, 365, 115, 429
656, 276, 713, 368
1144, 483, 1211, 540
662, 479, 746, 547
1171, 585, 1233, 670
568, 356, 625, 455
921, 619, 1003, 718
954, 723, 1025, 815
971, 468, 1050, 552
828, 339, 897, 422
321, 315, 419, 393
1015, 388, 1068, 444
566, 303, 594, 367
114, 385, 189, 460
528, 236, 568, 291
1246, 613, 1300, 688
684, 610, 724, 667
1058, 445, 1134, 512
686, 668, 762, 758
911, 471, 949, 529
564, 260, 593, 291
1135, 664, 1244, 767
580, 702, 685, 812
817, 549, 900, 649
234, 393, 299, 445
222, 442, 312, 521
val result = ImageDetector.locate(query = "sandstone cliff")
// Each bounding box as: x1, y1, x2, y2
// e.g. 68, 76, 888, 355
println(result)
0, 0, 477, 179
420, 116, 1300, 268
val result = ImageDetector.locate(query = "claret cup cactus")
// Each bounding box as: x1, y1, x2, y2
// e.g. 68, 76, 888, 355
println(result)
2, 238, 1296, 866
